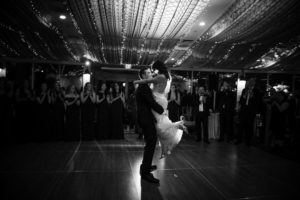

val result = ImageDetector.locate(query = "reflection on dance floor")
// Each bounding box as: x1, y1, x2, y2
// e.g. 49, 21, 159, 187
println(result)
1, 134, 299, 200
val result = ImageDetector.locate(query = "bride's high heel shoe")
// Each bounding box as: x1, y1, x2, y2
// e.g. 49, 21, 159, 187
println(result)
179, 124, 188, 134
178, 116, 188, 134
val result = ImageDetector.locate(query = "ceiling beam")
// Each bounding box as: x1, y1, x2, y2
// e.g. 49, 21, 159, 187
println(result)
1, 57, 299, 74
0, 57, 83, 66
170, 67, 300, 74
101, 67, 139, 72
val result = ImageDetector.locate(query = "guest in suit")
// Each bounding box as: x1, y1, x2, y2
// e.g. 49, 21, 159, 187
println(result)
235, 78, 262, 146
217, 81, 236, 142
136, 67, 164, 183
195, 85, 212, 144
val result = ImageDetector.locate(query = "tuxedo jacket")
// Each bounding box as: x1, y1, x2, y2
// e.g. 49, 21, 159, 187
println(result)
194, 94, 212, 116
217, 90, 236, 113
136, 83, 164, 127
239, 88, 262, 116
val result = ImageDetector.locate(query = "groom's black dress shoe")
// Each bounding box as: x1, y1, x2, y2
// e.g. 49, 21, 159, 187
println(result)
141, 173, 160, 184
150, 165, 157, 172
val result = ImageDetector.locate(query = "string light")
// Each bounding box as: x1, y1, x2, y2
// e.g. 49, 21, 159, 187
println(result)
19, 31, 45, 59
136, 0, 160, 65
34, 31, 56, 59
0, 22, 55, 59
119, 0, 132, 64
167, 0, 212, 65
0, 39, 20, 56
65, 5, 98, 62
29, 0, 79, 61
87, 0, 107, 63
0, 23, 18, 33
222, 43, 236, 61
173, 0, 284, 67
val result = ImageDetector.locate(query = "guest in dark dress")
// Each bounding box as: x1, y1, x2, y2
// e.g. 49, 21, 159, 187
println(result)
127, 90, 138, 135
81, 82, 96, 140
0, 80, 12, 142
110, 82, 125, 139
96, 82, 110, 140
64, 85, 80, 141
167, 84, 181, 122
15, 80, 35, 143
0, 80, 15, 142
36, 83, 52, 142
181, 88, 194, 121
51, 82, 65, 141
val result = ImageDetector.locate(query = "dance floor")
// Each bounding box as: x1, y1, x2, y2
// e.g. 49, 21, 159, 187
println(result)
1, 134, 299, 200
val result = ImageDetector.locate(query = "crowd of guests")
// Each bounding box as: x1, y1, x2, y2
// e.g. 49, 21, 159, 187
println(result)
1, 77, 299, 150
216, 78, 299, 150
0, 79, 126, 143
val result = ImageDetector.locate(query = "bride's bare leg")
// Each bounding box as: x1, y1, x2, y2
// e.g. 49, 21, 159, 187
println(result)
176, 116, 188, 134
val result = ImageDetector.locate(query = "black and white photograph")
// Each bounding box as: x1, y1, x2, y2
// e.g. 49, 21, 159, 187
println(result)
1, 0, 300, 199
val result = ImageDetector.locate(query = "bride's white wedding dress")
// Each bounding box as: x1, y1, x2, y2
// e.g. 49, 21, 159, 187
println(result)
151, 78, 184, 158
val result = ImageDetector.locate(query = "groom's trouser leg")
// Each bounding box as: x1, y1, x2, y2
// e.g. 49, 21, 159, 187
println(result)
203, 116, 209, 141
196, 114, 202, 140
140, 124, 157, 175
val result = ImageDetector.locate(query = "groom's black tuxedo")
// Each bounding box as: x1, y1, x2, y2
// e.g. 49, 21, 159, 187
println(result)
136, 83, 164, 126
136, 83, 164, 175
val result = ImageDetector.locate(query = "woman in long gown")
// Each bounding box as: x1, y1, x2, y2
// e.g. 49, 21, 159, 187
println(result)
15, 80, 35, 142
64, 85, 80, 141
0, 80, 14, 142
96, 82, 110, 140
81, 82, 96, 140
109, 82, 125, 139
36, 82, 51, 142
134, 61, 187, 158
51, 82, 65, 141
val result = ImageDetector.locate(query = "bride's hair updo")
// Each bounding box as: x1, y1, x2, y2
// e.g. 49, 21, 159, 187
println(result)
152, 60, 170, 80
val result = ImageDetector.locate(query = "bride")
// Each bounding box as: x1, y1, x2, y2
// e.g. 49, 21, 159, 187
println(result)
134, 61, 188, 158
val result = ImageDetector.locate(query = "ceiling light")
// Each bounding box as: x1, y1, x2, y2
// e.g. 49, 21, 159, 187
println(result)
199, 21, 206, 26
59, 15, 66, 20
85, 60, 91, 66
171, 58, 175, 61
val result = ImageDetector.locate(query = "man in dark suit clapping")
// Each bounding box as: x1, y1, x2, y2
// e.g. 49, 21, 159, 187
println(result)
194, 85, 213, 144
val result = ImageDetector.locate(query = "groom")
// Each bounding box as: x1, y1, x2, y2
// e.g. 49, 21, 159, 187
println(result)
136, 67, 164, 184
